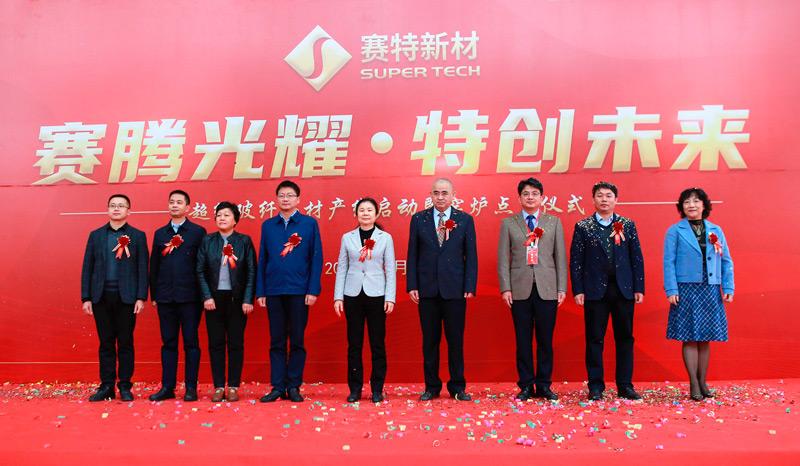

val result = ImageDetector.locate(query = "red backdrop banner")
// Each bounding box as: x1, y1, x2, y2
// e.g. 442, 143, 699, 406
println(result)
1, 0, 798, 383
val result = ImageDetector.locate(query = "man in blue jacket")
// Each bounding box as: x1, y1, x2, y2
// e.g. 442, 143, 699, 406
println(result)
407, 178, 478, 401
81, 194, 148, 402
570, 182, 644, 401
257, 180, 323, 403
148, 190, 207, 402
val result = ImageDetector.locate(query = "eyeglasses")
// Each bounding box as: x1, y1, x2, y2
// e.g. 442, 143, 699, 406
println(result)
277, 194, 298, 199
520, 192, 542, 198
108, 204, 129, 209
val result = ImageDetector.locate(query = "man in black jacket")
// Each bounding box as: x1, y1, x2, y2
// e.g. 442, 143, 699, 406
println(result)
81, 194, 148, 402
149, 190, 207, 402
570, 182, 645, 401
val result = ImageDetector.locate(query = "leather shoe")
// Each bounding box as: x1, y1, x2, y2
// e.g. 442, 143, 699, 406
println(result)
535, 387, 558, 401
346, 391, 361, 403
618, 386, 642, 400
419, 391, 439, 401
286, 388, 304, 402
119, 388, 134, 402
452, 391, 472, 401
88, 385, 115, 402
225, 387, 239, 402
516, 386, 535, 401
148, 387, 175, 402
371, 392, 384, 403
184, 388, 198, 402
588, 389, 604, 401
699, 384, 715, 398
211, 388, 225, 402
259, 389, 284, 403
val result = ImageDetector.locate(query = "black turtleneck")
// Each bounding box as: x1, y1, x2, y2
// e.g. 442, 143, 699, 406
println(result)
359, 226, 375, 246
689, 219, 707, 274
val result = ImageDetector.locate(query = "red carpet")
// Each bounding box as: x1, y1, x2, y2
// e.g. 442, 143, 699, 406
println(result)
1, 380, 798, 465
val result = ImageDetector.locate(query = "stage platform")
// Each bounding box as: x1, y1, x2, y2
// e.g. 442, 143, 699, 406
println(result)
1, 380, 797, 465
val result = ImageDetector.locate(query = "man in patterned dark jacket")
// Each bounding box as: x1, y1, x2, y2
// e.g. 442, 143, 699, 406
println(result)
570, 182, 645, 401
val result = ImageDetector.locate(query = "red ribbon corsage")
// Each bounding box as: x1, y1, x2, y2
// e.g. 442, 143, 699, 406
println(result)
708, 232, 723, 255
438, 219, 457, 241
525, 227, 544, 247
112, 235, 131, 259
162, 234, 184, 256
359, 238, 376, 262
610, 221, 626, 245
222, 243, 238, 269
281, 233, 302, 257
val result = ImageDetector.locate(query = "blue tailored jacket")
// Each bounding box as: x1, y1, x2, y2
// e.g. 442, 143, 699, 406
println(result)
663, 219, 734, 297
255, 212, 323, 297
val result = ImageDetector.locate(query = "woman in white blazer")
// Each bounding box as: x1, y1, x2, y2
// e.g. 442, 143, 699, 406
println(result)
334, 198, 396, 403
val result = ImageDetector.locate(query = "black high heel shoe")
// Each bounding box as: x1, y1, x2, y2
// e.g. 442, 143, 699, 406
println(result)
689, 383, 703, 402
699, 384, 715, 398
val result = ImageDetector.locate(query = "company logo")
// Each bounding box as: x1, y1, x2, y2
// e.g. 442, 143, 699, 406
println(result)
285, 25, 352, 91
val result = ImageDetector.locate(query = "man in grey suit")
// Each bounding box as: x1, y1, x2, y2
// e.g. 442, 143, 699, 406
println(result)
498, 178, 567, 401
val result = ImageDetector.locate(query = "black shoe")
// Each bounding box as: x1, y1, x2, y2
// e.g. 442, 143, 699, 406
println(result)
516, 386, 535, 401
148, 387, 176, 402
419, 391, 439, 401
371, 392, 384, 403
618, 386, 642, 400
286, 388, 304, 402
119, 388, 134, 402
183, 388, 198, 402
260, 389, 285, 403
88, 385, 115, 402
535, 387, 558, 401
451, 391, 472, 401
346, 391, 362, 403
588, 389, 604, 401
699, 384, 716, 398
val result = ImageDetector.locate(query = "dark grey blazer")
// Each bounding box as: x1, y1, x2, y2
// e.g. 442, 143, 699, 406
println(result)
81, 223, 149, 304
196, 231, 256, 304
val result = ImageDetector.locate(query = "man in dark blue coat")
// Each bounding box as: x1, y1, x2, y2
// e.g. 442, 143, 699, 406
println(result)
407, 178, 478, 401
148, 190, 207, 402
570, 182, 645, 401
81, 194, 148, 402
256, 180, 323, 403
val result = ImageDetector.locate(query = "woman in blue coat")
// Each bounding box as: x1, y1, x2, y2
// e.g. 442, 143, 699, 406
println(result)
663, 188, 734, 401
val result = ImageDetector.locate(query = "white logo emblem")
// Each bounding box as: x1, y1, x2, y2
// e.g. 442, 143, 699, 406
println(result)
285, 25, 352, 91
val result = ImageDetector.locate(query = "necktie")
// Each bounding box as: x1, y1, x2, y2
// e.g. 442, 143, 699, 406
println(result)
172, 224, 179, 233
437, 212, 446, 246
526, 214, 536, 232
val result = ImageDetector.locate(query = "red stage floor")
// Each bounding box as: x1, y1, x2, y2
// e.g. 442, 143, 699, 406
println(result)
1, 380, 798, 465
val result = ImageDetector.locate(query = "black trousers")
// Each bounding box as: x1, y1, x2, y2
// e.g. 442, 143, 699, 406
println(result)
205, 291, 247, 388
511, 284, 557, 390
157, 302, 202, 390
266, 295, 308, 391
344, 291, 387, 394
92, 289, 136, 390
584, 278, 635, 391
418, 295, 466, 395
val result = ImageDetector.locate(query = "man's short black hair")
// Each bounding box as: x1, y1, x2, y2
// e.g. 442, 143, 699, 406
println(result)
276, 180, 300, 196
517, 177, 544, 196
677, 187, 712, 219
592, 181, 618, 197
215, 201, 241, 223
169, 189, 190, 204
108, 194, 131, 207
